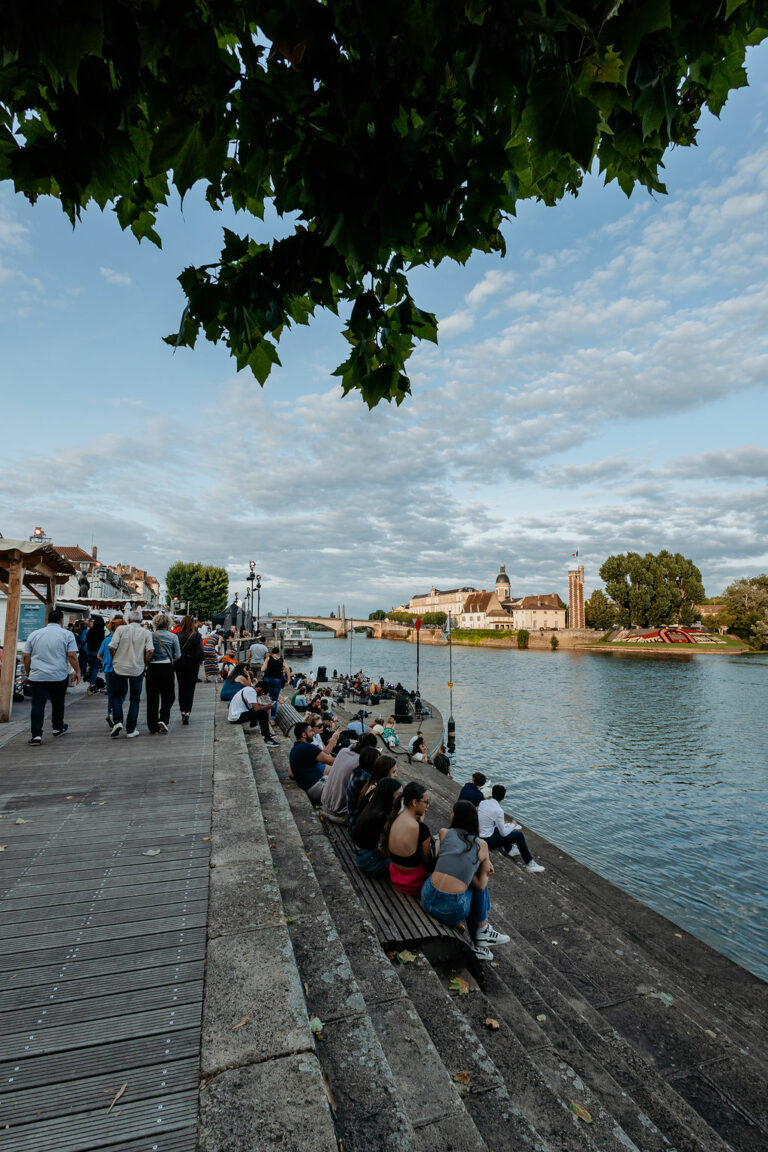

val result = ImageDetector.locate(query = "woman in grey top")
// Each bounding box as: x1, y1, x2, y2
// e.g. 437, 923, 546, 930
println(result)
146, 612, 181, 734
420, 800, 510, 961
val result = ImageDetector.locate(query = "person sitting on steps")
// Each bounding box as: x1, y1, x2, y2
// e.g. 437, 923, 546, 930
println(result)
228, 679, 278, 747
458, 771, 487, 806
382, 781, 434, 896
478, 784, 545, 873
420, 799, 511, 961
220, 662, 252, 703
346, 752, 397, 837
288, 720, 340, 804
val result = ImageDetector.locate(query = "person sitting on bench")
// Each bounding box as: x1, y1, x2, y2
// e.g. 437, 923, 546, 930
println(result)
421, 800, 511, 961
478, 785, 544, 873
352, 777, 402, 877
382, 781, 434, 896
288, 720, 340, 804
321, 732, 377, 823
346, 752, 397, 836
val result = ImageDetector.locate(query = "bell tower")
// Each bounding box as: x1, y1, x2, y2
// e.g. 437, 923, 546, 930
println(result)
495, 562, 511, 601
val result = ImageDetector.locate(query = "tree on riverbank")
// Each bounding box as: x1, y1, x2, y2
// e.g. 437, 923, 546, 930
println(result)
166, 561, 229, 621
599, 552, 704, 627
2, 4, 764, 406
368, 610, 387, 620
584, 589, 618, 631
705, 575, 768, 647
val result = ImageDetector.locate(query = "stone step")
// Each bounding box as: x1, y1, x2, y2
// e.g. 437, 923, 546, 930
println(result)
404, 761, 767, 1150
245, 734, 490, 1152
477, 933, 735, 1152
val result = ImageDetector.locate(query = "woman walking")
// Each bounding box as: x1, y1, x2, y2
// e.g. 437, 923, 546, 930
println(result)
202, 630, 221, 682
261, 646, 290, 720
85, 616, 105, 691
146, 612, 181, 734
175, 616, 204, 724
420, 800, 510, 961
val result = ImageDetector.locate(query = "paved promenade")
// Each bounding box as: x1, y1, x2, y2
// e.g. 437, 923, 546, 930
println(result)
0, 685, 214, 1151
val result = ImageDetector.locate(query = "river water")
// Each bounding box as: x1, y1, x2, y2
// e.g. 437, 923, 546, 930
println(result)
292, 635, 768, 982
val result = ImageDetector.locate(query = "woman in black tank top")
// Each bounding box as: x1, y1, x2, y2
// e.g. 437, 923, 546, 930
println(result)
262, 648, 289, 720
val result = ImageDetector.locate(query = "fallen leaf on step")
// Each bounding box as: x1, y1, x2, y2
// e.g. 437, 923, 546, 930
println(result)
536, 1014, 547, 1023
449, 977, 470, 996
0, 846, 6, 852
569, 1102, 592, 1123
202, 836, 210, 841
309, 1016, 325, 1037
674, 932, 683, 938
396, 950, 417, 964
65, 796, 73, 800
484, 1017, 500, 1030
107, 1083, 127, 1113
15, 818, 28, 825
704, 1029, 717, 1038
142, 849, 161, 857
232, 1015, 249, 1030
452, 1071, 471, 1085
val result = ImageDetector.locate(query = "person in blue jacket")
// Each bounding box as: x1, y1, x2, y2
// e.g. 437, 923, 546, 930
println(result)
457, 772, 487, 807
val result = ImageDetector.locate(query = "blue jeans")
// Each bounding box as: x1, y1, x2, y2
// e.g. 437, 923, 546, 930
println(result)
483, 827, 532, 864
105, 670, 117, 719
420, 876, 490, 938
355, 848, 390, 877
111, 672, 145, 733
264, 677, 283, 719
29, 678, 68, 737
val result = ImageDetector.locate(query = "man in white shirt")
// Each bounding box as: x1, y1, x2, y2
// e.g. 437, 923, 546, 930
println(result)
228, 681, 278, 746
477, 785, 544, 873
23, 607, 81, 744
109, 610, 154, 738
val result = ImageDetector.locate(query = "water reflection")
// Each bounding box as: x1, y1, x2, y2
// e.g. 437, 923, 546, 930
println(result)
293, 636, 768, 981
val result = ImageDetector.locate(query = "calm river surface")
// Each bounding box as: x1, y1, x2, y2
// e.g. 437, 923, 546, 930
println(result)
293, 636, 768, 982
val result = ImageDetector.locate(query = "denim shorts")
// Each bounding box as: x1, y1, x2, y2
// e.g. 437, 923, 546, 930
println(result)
420, 877, 472, 926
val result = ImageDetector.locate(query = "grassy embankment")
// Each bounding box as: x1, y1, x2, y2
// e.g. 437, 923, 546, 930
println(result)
448, 628, 516, 644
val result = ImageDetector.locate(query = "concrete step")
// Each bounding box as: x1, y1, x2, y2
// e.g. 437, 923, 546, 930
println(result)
245, 734, 489, 1152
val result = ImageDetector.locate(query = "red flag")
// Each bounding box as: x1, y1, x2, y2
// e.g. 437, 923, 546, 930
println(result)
414, 617, 422, 631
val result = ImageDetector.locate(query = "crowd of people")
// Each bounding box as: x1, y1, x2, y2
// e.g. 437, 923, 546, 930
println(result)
20, 608, 282, 743
286, 711, 545, 962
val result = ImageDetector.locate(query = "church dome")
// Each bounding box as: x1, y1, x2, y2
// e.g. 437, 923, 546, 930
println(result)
495, 562, 510, 586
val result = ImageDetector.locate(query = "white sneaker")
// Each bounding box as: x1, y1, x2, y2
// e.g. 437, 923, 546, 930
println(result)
158, 721, 168, 734
475, 924, 510, 946
110, 722, 123, 738
126, 729, 141, 739
503, 845, 521, 859
525, 860, 545, 873
472, 942, 494, 961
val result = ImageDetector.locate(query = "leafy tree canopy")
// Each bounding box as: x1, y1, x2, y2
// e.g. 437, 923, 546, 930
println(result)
368, 609, 387, 620
584, 588, 618, 631
166, 560, 229, 620
706, 574, 768, 645
599, 550, 704, 627
2, 2, 765, 406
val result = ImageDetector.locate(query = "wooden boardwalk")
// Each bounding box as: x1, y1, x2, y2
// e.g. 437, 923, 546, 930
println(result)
0, 685, 215, 1152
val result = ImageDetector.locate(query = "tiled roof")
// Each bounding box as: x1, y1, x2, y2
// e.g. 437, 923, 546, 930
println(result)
54, 546, 95, 564
519, 594, 566, 609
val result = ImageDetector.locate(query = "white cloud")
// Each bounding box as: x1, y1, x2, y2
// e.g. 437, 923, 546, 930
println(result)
99, 266, 133, 286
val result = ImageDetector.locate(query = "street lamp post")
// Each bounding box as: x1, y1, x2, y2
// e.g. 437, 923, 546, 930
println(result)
247, 562, 256, 632
256, 574, 261, 632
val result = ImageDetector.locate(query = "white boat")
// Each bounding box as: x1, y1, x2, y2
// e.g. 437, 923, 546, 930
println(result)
276, 620, 313, 658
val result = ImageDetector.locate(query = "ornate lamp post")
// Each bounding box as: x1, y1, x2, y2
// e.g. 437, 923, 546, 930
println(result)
256, 573, 261, 632
247, 562, 256, 631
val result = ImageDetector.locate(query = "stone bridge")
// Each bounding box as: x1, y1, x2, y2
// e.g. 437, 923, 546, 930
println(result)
266, 615, 405, 639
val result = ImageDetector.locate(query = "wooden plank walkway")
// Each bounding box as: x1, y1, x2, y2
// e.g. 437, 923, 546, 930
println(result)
0, 684, 215, 1152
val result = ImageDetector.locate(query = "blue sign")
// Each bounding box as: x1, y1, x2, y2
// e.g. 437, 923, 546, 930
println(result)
18, 601, 46, 642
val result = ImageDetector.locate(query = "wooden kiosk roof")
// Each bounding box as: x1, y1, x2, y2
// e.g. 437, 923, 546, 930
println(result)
0, 541, 76, 723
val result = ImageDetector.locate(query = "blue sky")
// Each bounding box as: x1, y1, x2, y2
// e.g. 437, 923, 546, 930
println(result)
2, 45, 767, 616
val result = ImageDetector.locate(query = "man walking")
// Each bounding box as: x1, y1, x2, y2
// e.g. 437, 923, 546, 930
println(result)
109, 609, 154, 738
23, 606, 81, 745
247, 633, 268, 671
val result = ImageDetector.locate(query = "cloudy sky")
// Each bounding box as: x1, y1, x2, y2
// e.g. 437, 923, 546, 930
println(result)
2, 45, 767, 617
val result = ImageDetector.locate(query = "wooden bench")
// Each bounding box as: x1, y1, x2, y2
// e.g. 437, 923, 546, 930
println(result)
322, 819, 476, 972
